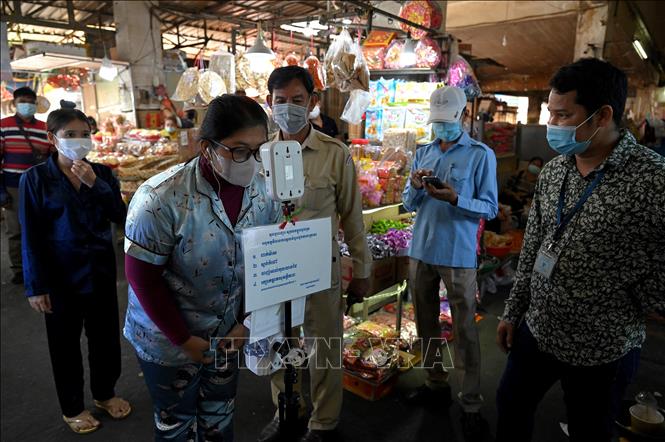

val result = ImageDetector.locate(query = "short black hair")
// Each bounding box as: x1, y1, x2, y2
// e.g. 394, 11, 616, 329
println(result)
87, 116, 97, 127
13, 87, 37, 100
268, 66, 314, 95
199, 94, 267, 142
47, 108, 91, 133
549, 58, 627, 127
185, 109, 197, 122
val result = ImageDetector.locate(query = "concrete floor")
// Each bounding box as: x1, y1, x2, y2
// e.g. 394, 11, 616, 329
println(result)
1, 224, 664, 442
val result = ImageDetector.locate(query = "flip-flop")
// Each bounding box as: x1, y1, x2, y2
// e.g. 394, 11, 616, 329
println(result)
62, 411, 100, 434
94, 398, 132, 419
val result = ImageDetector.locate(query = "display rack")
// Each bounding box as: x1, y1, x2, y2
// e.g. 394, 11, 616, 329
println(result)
369, 68, 447, 77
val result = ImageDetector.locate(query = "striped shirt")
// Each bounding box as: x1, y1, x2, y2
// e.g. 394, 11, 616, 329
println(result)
1, 115, 51, 188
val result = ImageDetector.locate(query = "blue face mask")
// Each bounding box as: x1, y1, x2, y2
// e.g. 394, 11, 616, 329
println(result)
16, 102, 36, 119
546, 110, 600, 155
433, 121, 463, 142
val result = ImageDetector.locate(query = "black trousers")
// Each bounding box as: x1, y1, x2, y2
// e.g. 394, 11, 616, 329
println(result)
44, 288, 122, 418
496, 323, 640, 442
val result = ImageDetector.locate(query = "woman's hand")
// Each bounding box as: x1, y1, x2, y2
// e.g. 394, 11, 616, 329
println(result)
71, 160, 97, 188
217, 323, 249, 353
181, 335, 213, 364
28, 294, 52, 314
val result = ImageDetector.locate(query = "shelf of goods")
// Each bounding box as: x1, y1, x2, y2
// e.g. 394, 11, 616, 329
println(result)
87, 128, 189, 203
365, 77, 441, 144
369, 68, 446, 77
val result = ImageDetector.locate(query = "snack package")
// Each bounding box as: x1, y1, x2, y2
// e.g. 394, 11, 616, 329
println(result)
209, 51, 236, 93
325, 30, 369, 92
415, 37, 442, 69
364, 108, 384, 141
362, 46, 386, 70
384, 40, 405, 70
235, 52, 270, 99
369, 78, 395, 108
429, 0, 444, 29
323, 33, 343, 89
357, 170, 383, 208
304, 55, 326, 90
341, 89, 371, 125
404, 106, 432, 143
356, 321, 399, 339
445, 54, 482, 99
382, 107, 407, 133
399, 1, 443, 40
197, 70, 226, 104
394, 81, 413, 103
172, 67, 199, 101
363, 30, 396, 47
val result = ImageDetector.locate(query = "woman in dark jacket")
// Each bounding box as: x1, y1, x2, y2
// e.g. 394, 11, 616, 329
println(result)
19, 108, 130, 434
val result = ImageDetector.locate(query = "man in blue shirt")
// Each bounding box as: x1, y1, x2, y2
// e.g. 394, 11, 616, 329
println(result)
403, 86, 498, 439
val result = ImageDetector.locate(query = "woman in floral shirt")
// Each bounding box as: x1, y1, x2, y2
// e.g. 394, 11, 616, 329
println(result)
124, 95, 280, 441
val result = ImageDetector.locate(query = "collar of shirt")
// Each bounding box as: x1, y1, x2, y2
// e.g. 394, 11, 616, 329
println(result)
13, 114, 37, 125
274, 124, 323, 151
563, 129, 635, 173
430, 131, 473, 154
46, 152, 88, 181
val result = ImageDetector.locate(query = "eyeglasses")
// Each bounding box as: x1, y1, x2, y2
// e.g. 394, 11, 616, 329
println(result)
208, 139, 264, 164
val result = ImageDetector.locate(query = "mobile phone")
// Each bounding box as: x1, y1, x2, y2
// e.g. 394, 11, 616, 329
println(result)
422, 175, 444, 189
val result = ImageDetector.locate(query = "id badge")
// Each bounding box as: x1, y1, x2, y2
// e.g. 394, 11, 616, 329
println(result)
534, 246, 558, 279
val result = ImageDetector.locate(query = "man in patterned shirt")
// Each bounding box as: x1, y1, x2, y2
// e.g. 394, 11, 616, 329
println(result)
495, 58, 665, 441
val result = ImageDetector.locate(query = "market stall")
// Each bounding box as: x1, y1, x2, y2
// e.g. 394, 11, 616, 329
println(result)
86, 127, 184, 203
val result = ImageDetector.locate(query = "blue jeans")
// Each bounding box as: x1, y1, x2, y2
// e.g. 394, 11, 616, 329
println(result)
138, 353, 239, 442
496, 323, 640, 442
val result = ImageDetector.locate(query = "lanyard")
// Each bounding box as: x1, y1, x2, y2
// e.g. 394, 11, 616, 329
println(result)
553, 168, 605, 243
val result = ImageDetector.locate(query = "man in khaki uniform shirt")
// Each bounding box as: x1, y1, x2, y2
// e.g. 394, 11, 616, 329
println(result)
258, 67, 371, 442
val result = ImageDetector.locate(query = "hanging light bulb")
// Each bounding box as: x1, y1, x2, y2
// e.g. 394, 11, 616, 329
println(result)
400, 36, 417, 68
98, 56, 118, 81
246, 22, 276, 73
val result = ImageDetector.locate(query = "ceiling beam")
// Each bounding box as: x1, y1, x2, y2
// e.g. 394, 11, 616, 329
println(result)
25, 2, 50, 17
5, 14, 110, 33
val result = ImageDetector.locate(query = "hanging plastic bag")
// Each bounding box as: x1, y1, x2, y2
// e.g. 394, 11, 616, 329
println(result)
198, 70, 226, 104
324, 29, 352, 90
172, 67, 199, 101
349, 37, 370, 92
445, 54, 481, 99
341, 89, 371, 125
209, 51, 236, 93
335, 38, 370, 92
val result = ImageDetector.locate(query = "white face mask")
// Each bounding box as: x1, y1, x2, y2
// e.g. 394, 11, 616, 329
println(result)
55, 136, 93, 160
308, 105, 321, 120
208, 146, 257, 187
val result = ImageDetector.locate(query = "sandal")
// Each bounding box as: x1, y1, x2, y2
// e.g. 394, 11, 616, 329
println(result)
63, 410, 100, 434
94, 397, 132, 419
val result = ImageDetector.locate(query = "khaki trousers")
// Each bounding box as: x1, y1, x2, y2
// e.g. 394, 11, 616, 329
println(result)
410, 258, 484, 412
2, 187, 22, 276
270, 280, 344, 431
